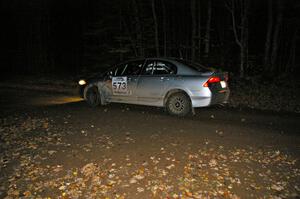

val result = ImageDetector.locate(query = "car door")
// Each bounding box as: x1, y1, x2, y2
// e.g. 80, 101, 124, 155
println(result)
135, 60, 177, 105
108, 60, 145, 103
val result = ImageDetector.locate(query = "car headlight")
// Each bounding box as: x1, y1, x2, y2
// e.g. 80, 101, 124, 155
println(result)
78, 79, 86, 85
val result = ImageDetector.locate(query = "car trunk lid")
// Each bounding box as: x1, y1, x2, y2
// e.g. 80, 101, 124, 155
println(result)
203, 72, 229, 90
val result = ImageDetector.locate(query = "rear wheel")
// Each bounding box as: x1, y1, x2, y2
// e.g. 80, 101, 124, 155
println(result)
166, 92, 191, 116
86, 86, 101, 107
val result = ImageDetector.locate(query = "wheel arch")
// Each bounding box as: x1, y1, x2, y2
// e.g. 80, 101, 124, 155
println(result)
84, 83, 106, 105
163, 88, 192, 107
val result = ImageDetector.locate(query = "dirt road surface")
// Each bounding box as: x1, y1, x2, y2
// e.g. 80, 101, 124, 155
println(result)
0, 88, 299, 198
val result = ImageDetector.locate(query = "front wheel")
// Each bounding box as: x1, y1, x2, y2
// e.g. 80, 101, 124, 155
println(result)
86, 86, 101, 107
166, 92, 191, 116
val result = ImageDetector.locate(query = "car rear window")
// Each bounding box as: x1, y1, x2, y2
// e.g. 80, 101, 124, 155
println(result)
142, 60, 177, 75
153, 61, 177, 75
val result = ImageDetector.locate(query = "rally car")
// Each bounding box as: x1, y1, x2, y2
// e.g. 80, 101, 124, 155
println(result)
78, 58, 229, 116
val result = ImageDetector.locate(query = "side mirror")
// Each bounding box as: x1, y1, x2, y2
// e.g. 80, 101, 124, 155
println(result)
106, 71, 113, 79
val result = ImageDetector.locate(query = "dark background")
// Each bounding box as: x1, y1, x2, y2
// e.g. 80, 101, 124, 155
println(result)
1, 0, 299, 78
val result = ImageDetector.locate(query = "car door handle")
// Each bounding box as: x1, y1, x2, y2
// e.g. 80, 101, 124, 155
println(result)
128, 77, 137, 82
160, 77, 169, 81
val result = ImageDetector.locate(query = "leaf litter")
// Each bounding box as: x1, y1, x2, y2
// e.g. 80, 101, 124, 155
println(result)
0, 116, 299, 198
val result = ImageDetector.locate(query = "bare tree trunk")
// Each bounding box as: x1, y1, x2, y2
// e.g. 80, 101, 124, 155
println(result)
151, 0, 160, 57
132, 0, 144, 57
29, 5, 48, 73
161, 0, 167, 57
179, 48, 183, 59
197, 1, 202, 61
241, 0, 249, 76
264, 0, 273, 69
121, 17, 138, 57
245, 20, 249, 71
270, 0, 283, 72
118, 7, 123, 61
226, 0, 249, 78
227, 0, 242, 77
287, 28, 298, 72
204, 0, 212, 57
191, 0, 196, 61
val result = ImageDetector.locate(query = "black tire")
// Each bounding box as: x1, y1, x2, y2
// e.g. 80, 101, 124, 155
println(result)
86, 86, 101, 107
166, 92, 191, 116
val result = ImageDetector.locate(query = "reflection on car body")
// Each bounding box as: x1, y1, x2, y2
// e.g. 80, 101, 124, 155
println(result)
79, 58, 230, 116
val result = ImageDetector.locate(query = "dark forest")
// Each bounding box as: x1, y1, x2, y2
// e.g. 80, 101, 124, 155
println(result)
1, 1, 300, 198
1, 0, 299, 78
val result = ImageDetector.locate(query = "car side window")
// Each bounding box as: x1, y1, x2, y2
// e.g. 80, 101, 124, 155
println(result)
122, 60, 144, 76
141, 60, 155, 75
153, 61, 177, 75
114, 64, 127, 76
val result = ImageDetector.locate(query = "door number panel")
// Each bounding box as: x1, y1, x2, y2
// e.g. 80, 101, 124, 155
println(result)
112, 76, 128, 95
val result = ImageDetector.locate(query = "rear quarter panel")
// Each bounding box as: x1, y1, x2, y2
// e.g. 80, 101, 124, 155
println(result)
163, 75, 212, 106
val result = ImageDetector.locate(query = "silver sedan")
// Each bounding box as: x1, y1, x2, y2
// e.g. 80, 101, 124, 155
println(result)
79, 58, 230, 116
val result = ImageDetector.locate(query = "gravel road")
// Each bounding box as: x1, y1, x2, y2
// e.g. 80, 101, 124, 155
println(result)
0, 88, 299, 198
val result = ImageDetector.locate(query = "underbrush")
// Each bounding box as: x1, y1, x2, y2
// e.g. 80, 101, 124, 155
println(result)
228, 76, 300, 113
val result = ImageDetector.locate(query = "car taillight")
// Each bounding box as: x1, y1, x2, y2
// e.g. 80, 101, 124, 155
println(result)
203, 77, 221, 87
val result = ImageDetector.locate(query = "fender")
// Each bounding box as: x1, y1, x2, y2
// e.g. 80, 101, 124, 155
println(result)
83, 82, 108, 105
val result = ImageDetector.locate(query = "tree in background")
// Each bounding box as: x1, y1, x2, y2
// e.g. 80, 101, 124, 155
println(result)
226, 0, 249, 78
151, 0, 160, 57
132, 0, 144, 57
161, 0, 167, 57
2, 0, 299, 77
204, 0, 212, 58
270, 0, 283, 72
263, 0, 273, 70
191, 0, 196, 61
197, 1, 202, 62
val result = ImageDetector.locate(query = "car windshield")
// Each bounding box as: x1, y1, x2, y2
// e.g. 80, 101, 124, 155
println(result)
175, 59, 212, 73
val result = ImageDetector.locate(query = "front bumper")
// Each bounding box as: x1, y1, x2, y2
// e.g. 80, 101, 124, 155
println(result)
79, 85, 86, 98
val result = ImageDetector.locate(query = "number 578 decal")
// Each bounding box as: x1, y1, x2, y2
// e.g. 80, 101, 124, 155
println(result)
112, 77, 128, 95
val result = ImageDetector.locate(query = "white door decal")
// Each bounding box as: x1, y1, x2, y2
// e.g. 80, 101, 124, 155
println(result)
112, 77, 128, 95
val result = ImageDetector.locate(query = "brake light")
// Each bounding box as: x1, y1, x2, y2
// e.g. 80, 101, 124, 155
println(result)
203, 77, 221, 87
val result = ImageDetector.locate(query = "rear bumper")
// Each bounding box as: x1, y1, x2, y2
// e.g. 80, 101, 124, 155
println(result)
210, 89, 230, 105
190, 88, 230, 107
